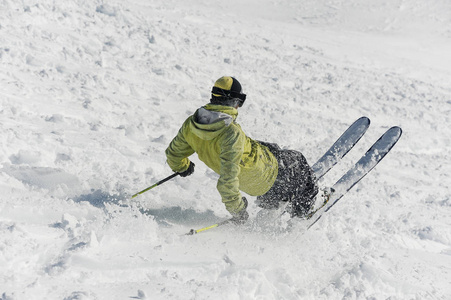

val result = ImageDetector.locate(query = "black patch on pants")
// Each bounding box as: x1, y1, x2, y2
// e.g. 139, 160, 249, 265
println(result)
257, 142, 318, 217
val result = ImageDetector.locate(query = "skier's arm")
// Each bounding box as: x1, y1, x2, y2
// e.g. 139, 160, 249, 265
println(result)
217, 130, 246, 215
165, 126, 195, 173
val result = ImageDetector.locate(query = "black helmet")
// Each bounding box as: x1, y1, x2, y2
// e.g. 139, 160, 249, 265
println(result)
210, 76, 246, 107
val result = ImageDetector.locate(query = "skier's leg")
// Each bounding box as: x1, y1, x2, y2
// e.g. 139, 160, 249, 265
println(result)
256, 148, 315, 204
277, 150, 318, 217
256, 142, 318, 216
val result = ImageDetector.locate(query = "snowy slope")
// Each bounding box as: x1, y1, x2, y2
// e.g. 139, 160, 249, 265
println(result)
1, 0, 451, 299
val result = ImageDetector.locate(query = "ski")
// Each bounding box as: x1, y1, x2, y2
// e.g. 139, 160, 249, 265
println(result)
307, 126, 403, 229
312, 116, 370, 180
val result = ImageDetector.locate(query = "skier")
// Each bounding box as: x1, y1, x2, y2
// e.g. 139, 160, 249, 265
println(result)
165, 76, 318, 225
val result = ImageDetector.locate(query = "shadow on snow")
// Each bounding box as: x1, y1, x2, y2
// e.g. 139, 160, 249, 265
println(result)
73, 189, 220, 227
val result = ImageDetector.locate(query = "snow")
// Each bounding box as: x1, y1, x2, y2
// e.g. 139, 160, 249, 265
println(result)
1, 0, 450, 299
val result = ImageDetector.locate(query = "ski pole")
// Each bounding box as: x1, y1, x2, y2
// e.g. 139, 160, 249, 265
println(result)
131, 173, 179, 198
186, 219, 232, 235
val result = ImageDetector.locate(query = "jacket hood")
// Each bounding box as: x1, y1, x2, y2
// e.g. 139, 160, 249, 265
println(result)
189, 104, 238, 140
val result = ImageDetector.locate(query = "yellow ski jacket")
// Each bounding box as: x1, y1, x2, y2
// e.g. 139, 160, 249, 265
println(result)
165, 104, 278, 214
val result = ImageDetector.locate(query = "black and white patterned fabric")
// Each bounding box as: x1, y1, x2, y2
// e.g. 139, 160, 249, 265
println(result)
257, 141, 318, 217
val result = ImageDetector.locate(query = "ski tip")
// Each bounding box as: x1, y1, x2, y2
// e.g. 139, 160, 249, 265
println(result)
388, 126, 403, 140
358, 116, 371, 125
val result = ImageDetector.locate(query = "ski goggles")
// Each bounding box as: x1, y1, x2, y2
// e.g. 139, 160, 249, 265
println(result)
211, 86, 246, 107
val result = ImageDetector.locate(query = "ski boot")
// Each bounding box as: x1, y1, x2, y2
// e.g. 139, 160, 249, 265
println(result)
305, 187, 335, 219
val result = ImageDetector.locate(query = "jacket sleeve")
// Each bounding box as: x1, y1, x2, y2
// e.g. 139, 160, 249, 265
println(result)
165, 123, 195, 173
217, 128, 246, 214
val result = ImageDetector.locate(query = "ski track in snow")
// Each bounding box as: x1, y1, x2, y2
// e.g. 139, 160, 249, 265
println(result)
1, 0, 451, 299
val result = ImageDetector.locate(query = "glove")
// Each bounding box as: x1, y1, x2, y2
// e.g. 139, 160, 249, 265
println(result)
230, 197, 249, 225
178, 161, 195, 177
